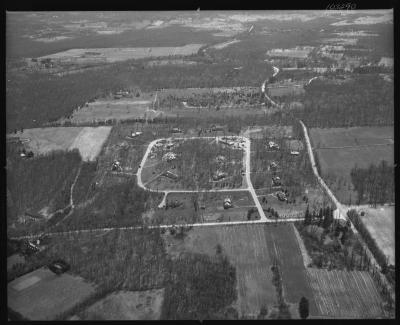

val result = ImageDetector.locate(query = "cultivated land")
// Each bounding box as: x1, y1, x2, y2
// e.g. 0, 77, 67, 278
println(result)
307, 268, 384, 318
164, 224, 276, 318
8, 267, 96, 320
78, 289, 165, 320
357, 206, 395, 266
8, 126, 112, 161
37, 44, 204, 63
310, 126, 394, 204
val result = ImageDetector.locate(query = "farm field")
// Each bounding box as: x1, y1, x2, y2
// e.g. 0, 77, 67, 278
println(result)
163, 224, 276, 318
58, 99, 168, 124
8, 126, 112, 161
264, 224, 318, 316
154, 191, 259, 225
310, 126, 394, 204
37, 44, 205, 63
310, 126, 394, 149
307, 268, 385, 318
358, 206, 395, 266
77, 289, 165, 320
8, 267, 96, 320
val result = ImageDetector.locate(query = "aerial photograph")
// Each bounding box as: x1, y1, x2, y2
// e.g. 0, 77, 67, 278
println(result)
6, 8, 395, 320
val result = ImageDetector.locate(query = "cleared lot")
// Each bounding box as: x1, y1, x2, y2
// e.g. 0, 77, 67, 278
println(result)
358, 206, 395, 266
8, 126, 112, 161
8, 267, 96, 320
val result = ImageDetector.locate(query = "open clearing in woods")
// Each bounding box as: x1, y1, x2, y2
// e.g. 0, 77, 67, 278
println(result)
59, 99, 169, 124
78, 289, 165, 320
37, 44, 205, 63
307, 268, 384, 318
9, 126, 112, 161
8, 267, 96, 320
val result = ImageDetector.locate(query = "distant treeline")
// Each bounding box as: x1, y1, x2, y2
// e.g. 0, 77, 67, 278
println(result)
6, 58, 272, 132
350, 160, 394, 206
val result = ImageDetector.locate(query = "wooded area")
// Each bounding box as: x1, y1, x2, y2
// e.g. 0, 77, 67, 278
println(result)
350, 161, 394, 205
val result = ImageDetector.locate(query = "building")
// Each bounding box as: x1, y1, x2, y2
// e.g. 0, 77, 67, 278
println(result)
213, 170, 228, 181
290, 151, 300, 156
162, 170, 178, 180
223, 198, 232, 209
272, 176, 281, 186
270, 161, 278, 170
277, 191, 287, 202
268, 141, 280, 150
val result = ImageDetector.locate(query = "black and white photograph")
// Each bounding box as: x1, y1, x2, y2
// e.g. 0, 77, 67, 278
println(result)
5, 3, 395, 320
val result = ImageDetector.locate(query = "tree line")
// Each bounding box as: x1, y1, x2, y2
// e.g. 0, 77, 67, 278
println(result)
350, 160, 394, 206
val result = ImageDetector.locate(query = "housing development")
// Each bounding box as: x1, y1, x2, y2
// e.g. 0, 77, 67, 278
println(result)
6, 10, 394, 320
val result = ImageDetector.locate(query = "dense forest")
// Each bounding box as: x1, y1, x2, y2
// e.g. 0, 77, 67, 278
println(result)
350, 160, 394, 206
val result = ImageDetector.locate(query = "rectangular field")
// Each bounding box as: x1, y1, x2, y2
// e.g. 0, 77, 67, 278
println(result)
264, 224, 318, 316
310, 127, 394, 204
9, 126, 112, 161
38, 44, 204, 63
307, 268, 385, 318
8, 267, 96, 320
358, 206, 395, 266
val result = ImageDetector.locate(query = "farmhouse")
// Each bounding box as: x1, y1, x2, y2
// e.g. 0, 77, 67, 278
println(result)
276, 191, 287, 202
111, 160, 122, 172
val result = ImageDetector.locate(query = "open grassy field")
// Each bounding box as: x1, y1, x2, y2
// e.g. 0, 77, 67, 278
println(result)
154, 191, 259, 224
310, 126, 394, 204
358, 206, 394, 266
8, 126, 112, 161
38, 44, 204, 63
8, 267, 96, 320
267, 84, 305, 97
59, 98, 168, 124
307, 268, 385, 318
78, 289, 164, 320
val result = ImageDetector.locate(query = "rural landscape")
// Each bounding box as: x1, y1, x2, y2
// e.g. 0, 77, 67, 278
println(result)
6, 9, 395, 320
